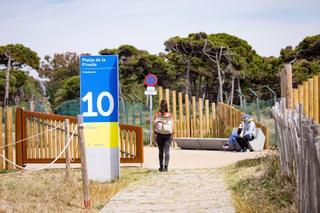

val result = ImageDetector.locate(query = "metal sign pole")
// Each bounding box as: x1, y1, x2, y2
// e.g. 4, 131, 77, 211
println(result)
149, 95, 153, 145
143, 74, 158, 146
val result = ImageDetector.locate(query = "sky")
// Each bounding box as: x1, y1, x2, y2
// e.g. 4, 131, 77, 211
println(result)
0, 0, 319, 60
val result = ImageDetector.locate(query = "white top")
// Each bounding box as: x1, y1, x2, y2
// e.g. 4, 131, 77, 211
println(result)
242, 120, 256, 137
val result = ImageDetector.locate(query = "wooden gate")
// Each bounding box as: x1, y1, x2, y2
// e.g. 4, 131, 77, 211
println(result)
15, 108, 144, 167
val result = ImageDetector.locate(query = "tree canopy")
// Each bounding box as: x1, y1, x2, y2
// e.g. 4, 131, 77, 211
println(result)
0, 44, 40, 69
0, 44, 41, 105
1, 33, 320, 111
280, 34, 320, 86
38, 52, 80, 109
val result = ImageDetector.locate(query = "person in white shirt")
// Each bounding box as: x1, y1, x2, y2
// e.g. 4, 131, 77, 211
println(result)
238, 114, 256, 152
153, 99, 174, 172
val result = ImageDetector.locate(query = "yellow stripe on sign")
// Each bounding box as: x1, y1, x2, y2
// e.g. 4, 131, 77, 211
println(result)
83, 122, 119, 148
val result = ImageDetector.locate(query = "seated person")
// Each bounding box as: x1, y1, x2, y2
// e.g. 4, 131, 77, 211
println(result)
226, 125, 242, 151
238, 114, 256, 152
224, 115, 245, 151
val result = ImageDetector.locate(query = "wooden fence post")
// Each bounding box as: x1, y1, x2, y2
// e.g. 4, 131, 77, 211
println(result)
311, 124, 320, 211
199, 98, 203, 137
192, 96, 196, 137
212, 102, 216, 120
5, 107, 13, 170
308, 78, 314, 119
319, 75, 320, 123
211, 103, 216, 136
165, 88, 170, 112
303, 81, 309, 116
0, 108, 3, 170
280, 64, 293, 108
298, 85, 304, 104
205, 100, 209, 135
77, 115, 91, 209
293, 89, 299, 109
15, 108, 23, 168
313, 76, 319, 123
280, 69, 287, 100
178, 93, 183, 137
172, 91, 177, 138
185, 94, 190, 137
286, 64, 293, 109
65, 119, 70, 179
264, 127, 270, 149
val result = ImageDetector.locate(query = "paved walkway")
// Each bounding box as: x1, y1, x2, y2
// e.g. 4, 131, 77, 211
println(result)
101, 169, 235, 213
126, 146, 268, 169
101, 147, 267, 212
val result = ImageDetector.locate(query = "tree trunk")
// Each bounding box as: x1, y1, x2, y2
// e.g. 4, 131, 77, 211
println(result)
216, 57, 223, 103
29, 96, 35, 112
14, 95, 20, 106
186, 58, 191, 95
229, 76, 235, 106
202, 41, 226, 103
192, 77, 196, 97
4, 55, 11, 107
198, 74, 203, 98
237, 78, 243, 107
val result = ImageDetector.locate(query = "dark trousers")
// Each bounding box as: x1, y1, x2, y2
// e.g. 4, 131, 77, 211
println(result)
238, 134, 254, 150
156, 133, 172, 167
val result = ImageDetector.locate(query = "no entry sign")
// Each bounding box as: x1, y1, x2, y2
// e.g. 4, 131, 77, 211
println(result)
144, 73, 158, 87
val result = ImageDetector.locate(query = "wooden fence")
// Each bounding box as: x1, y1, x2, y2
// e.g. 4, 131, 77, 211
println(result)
0, 107, 14, 170
281, 64, 320, 123
158, 87, 269, 148
0, 107, 143, 170
272, 99, 320, 213
292, 75, 320, 123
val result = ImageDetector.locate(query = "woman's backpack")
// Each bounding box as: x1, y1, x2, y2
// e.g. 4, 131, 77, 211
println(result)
154, 112, 173, 134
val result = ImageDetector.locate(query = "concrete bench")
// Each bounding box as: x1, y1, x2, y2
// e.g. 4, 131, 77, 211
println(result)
175, 128, 265, 151
175, 138, 229, 150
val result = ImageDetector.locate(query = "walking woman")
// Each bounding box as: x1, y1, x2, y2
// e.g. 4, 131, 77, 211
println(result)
154, 99, 174, 172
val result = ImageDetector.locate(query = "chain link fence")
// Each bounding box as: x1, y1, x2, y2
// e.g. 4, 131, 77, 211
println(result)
235, 98, 277, 147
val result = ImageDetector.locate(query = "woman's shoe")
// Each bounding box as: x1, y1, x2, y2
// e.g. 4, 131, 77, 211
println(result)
159, 166, 163, 172
163, 166, 168, 172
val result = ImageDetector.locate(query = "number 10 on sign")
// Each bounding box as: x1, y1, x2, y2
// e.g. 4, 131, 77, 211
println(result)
82, 91, 115, 117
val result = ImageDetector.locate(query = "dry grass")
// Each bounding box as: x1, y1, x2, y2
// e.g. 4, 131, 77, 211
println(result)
0, 167, 152, 212
221, 153, 297, 213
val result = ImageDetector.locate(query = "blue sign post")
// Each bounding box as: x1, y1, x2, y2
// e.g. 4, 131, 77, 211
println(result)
80, 55, 119, 182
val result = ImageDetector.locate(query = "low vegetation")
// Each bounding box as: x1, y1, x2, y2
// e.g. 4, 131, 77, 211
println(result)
0, 167, 152, 212
222, 153, 296, 213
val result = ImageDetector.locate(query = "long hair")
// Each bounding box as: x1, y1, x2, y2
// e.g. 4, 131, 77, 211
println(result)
160, 99, 168, 114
